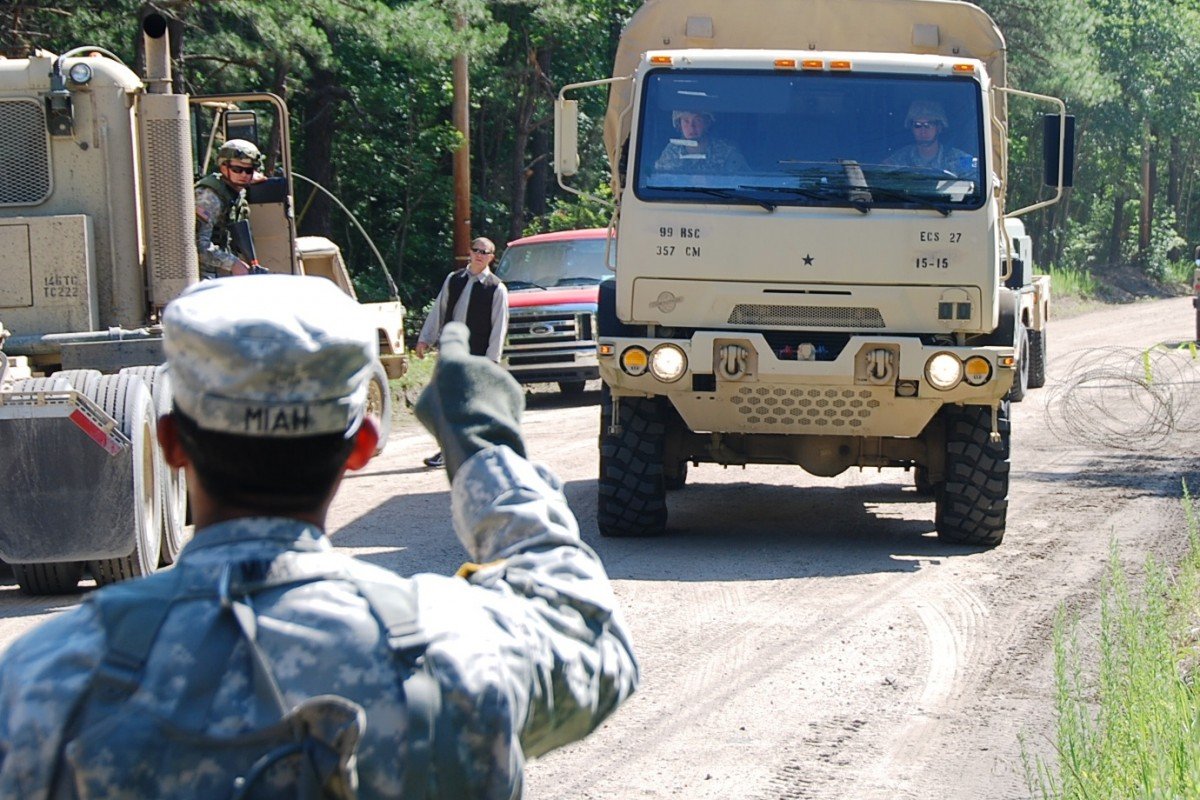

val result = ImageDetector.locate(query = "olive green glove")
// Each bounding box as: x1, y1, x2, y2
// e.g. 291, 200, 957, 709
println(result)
415, 322, 526, 480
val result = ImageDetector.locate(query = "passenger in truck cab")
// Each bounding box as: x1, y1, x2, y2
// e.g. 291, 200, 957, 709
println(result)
883, 100, 974, 176
194, 138, 267, 279
654, 109, 749, 174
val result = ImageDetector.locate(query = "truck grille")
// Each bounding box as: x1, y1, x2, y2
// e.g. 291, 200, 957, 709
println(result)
507, 312, 592, 349
0, 100, 51, 206
728, 304, 885, 328
731, 386, 880, 429
503, 311, 598, 380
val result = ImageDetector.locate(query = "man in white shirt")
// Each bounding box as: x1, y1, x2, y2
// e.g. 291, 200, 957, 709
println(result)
416, 237, 509, 468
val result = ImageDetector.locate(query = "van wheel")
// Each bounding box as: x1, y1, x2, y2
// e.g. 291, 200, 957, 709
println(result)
558, 380, 586, 395
935, 402, 1010, 547
598, 386, 667, 536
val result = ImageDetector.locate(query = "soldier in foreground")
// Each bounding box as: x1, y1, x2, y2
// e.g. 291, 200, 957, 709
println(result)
0, 275, 639, 798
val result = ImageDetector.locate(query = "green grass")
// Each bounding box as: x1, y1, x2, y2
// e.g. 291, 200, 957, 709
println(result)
1042, 263, 1099, 299
1030, 483, 1200, 798
1163, 258, 1197, 288
385, 352, 434, 424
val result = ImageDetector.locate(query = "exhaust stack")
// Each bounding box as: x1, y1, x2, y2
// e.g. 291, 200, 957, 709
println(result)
138, 12, 199, 305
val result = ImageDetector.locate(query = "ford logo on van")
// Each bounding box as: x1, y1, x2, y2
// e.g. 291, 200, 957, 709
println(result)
530, 323, 553, 335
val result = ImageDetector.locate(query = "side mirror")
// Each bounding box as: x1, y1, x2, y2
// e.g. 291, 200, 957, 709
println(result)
555, 99, 580, 177
1043, 113, 1075, 188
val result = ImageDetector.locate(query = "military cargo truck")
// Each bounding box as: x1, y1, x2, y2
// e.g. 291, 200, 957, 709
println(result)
554, 0, 1071, 545
0, 14, 404, 594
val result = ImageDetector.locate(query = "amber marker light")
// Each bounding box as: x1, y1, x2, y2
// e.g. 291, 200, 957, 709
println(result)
649, 55, 673, 65
598, 343, 615, 357
830, 60, 852, 70
775, 58, 798, 69
801, 59, 824, 70
953, 63, 976, 73
999, 354, 1016, 368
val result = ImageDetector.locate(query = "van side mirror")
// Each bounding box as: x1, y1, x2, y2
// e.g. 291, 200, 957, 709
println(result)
1043, 114, 1075, 188
555, 99, 580, 177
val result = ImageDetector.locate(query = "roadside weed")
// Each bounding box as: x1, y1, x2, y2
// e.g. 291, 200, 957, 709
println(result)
1031, 484, 1200, 798
1042, 264, 1098, 298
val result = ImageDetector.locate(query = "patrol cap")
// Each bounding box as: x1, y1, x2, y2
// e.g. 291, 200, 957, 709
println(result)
163, 275, 377, 438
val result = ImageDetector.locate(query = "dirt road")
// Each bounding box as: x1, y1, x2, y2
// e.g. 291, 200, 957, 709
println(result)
1, 296, 1197, 798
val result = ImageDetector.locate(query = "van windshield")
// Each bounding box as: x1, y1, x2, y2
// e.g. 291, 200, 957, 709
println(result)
634, 70, 985, 212
495, 236, 613, 289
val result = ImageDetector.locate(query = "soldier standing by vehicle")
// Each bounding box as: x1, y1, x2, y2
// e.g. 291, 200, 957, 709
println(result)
0, 275, 638, 798
195, 138, 265, 278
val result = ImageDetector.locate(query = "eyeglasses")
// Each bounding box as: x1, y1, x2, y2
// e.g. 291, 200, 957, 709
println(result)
225, 164, 256, 175
471, 248, 494, 255
910, 121, 939, 130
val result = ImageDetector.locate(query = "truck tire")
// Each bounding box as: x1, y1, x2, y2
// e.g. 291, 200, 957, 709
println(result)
1027, 327, 1047, 389
913, 464, 936, 496
598, 385, 668, 536
12, 561, 85, 595
1006, 325, 1029, 402
53, 369, 102, 395
87, 373, 162, 584
664, 459, 688, 491
120, 365, 190, 565
6, 376, 88, 594
558, 380, 587, 395
366, 359, 393, 456
935, 402, 1010, 547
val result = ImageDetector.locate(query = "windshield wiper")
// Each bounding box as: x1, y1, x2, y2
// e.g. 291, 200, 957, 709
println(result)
651, 185, 776, 212
555, 276, 603, 286
505, 279, 549, 290
864, 185, 953, 217
740, 184, 870, 215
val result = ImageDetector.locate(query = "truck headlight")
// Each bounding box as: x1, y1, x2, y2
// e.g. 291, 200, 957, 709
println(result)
924, 352, 962, 390
620, 346, 649, 376
649, 344, 687, 382
962, 356, 992, 387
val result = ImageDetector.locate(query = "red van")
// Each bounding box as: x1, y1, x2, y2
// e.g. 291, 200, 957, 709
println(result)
495, 228, 613, 393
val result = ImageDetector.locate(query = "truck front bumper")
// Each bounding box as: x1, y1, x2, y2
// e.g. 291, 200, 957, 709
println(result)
600, 331, 1014, 439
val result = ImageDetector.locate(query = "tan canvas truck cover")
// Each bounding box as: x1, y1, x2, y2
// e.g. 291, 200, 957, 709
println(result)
604, 0, 1007, 185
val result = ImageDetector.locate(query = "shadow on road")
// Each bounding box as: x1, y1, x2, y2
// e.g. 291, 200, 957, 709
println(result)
337, 473, 991, 583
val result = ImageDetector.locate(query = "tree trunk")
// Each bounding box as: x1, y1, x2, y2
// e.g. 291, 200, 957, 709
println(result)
528, 46, 553, 219
297, 67, 342, 238
1108, 189, 1126, 267
1138, 118, 1152, 254
1169, 135, 1181, 213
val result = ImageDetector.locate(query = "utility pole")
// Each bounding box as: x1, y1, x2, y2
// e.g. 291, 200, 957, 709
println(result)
452, 13, 471, 266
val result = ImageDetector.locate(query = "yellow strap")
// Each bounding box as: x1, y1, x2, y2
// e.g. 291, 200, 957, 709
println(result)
455, 559, 506, 579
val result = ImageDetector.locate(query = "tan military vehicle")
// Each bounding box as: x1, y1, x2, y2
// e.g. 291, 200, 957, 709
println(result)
0, 14, 405, 594
555, 0, 1071, 545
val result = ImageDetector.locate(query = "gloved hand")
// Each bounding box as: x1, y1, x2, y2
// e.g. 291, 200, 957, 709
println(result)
415, 322, 526, 480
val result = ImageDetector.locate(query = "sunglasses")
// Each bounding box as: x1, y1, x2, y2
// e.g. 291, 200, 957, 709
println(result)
910, 121, 939, 130
471, 248, 494, 255
225, 164, 256, 175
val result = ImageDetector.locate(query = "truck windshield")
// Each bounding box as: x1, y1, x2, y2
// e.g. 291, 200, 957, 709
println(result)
495, 236, 613, 289
634, 70, 986, 212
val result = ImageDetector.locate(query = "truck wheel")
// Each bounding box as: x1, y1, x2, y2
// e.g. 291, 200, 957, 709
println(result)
598, 386, 667, 536
366, 360, 393, 456
53, 369, 102, 395
1027, 328, 1047, 389
11, 561, 85, 595
120, 366, 190, 565
1006, 326, 1029, 402
935, 402, 1010, 547
913, 465, 936, 496
558, 380, 587, 395
87, 373, 162, 584
665, 460, 688, 491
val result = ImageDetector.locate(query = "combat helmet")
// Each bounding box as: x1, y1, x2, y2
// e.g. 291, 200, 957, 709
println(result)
217, 138, 262, 167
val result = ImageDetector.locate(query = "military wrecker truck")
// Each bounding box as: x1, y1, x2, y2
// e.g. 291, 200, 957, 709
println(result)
0, 13, 405, 594
554, 0, 1070, 545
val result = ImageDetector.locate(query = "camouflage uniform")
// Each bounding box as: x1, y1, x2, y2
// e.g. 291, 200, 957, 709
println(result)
883, 143, 975, 175
195, 172, 250, 278
0, 275, 640, 799
654, 137, 749, 174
